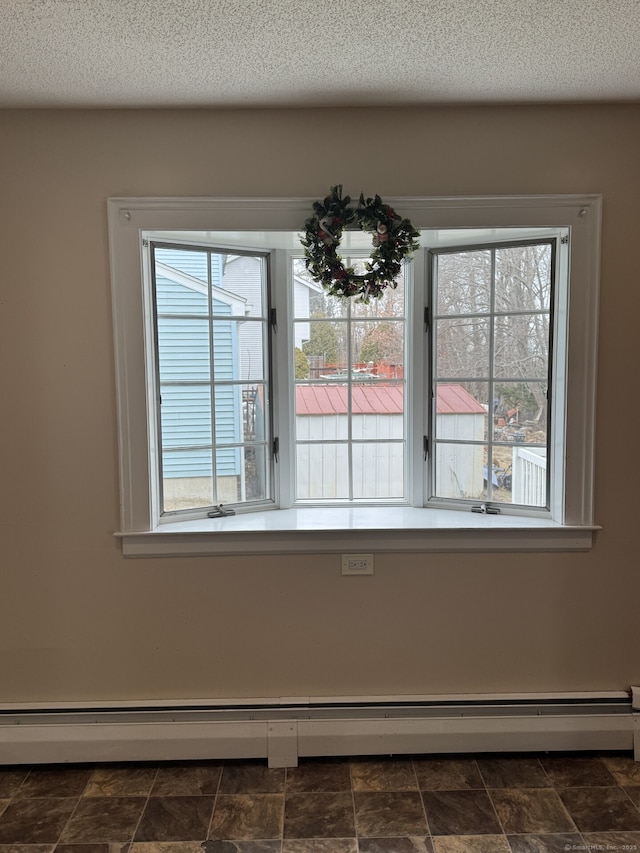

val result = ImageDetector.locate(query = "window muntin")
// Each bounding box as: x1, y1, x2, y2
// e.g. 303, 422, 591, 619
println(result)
429, 240, 554, 510
151, 243, 272, 514
293, 259, 407, 502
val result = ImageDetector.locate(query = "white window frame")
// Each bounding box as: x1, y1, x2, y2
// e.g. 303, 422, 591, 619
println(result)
108, 195, 601, 556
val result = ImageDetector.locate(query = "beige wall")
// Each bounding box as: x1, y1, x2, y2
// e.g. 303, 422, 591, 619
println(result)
1, 105, 639, 703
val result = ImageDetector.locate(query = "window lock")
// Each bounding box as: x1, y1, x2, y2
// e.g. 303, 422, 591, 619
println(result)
471, 503, 501, 515
208, 504, 236, 518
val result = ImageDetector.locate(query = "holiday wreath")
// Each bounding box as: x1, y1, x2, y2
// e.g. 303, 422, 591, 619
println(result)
301, 185, 420, 301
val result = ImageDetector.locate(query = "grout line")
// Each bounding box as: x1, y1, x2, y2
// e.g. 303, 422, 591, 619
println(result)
204, 759, 225, 842
128, 763, 160, 847
47, 764, 97, 848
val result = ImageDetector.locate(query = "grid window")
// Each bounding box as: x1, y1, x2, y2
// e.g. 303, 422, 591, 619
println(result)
430, 241, 553, 509
151, 244, 271, 514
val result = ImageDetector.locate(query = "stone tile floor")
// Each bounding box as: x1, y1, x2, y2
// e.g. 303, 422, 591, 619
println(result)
0, 752, 639, 852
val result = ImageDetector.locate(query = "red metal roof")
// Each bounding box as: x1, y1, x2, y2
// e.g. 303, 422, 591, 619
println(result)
295, 384, 485, 415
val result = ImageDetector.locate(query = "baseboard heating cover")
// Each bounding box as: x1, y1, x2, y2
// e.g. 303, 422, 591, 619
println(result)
2, 690, 639, 767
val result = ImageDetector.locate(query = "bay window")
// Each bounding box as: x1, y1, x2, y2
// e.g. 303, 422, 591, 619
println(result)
108, 195, 600, 555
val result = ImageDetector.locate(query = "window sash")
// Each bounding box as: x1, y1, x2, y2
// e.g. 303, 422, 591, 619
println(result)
149, 241, 274, 515
427, 238, 556, 514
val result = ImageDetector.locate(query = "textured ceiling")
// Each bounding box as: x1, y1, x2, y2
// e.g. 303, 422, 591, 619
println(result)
1, 0, 640, 108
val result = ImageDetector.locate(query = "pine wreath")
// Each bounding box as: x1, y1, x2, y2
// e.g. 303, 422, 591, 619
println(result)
301, 185, 420, 301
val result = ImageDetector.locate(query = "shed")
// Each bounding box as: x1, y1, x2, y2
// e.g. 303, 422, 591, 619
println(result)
295, 383, 486, 499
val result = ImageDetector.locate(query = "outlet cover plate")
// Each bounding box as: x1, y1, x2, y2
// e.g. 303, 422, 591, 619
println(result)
341, 554, 374, 575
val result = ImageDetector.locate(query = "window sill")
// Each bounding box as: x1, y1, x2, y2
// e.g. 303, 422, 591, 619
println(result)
116, 507, 598, 557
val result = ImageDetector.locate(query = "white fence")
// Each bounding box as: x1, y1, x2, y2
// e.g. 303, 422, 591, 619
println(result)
512, 445, 547, 506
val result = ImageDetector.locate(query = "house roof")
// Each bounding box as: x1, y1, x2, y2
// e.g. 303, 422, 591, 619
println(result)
296, 384, 485, 416
2, 1, 639, 108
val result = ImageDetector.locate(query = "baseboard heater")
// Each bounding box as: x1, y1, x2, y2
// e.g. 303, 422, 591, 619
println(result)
2, 690, 639, 767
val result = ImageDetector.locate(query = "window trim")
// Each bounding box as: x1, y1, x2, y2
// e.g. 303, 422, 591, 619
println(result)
108, 194, 601, 555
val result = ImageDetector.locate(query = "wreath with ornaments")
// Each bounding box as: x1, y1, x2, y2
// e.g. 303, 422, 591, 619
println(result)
301, 185, 420, 301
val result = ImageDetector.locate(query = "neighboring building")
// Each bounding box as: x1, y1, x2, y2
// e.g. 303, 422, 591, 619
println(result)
295, 383, 486, 500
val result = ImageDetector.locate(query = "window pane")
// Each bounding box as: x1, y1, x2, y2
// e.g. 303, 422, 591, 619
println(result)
493, 314, 549, 380
160, 385, 211, 448
235, 319, 265, 381
351, 385, 404, 438
292, 260, 348, 320
242, 384, 268, 442
155, 247, 208, 284
493, 381, 547, 443
213, 384, 239, 445
353, 320, 404, 375
241, 444, 269, 502
302, 320, 348, 378
351, 268, 405, 318
157, 317, 210, 382
352, 443, 404, 498
435, 317, 490, 379
296, 443, 350, 499
495, 244, 552, 313
295, 383, 349, 440
162, 448, 214, 511
213, 254, 265, 317
435, 250, 491, 315
436, 382, 488, 441
434, 442, 485, 500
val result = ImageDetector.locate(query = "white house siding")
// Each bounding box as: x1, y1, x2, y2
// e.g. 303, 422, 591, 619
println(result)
296, 413, 404, 499
434, 412, 485, 499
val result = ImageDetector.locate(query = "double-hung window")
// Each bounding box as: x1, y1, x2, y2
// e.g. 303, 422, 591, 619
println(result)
108, 195, 600, 555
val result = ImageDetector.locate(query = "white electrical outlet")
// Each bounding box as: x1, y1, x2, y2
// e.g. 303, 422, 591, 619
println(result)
341, 554, 374, 575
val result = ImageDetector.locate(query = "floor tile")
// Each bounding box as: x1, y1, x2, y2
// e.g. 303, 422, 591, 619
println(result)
209, 795, 284, 841
350, 759, 418, 791
414, 760, 484, 791
625, 787, 640, 808
490, 789, 575, 834
559, 787, 640, 832
0, 798, 77, 844
85, 766, 158, 797
0, 845, 56, 853
540, 756, 616, 787
285, 761, 351, 793
505, 834, 583, 853
151, 764, 221, 796
282, 841, 358, 853
358, 839, 433, 853
283, 792, 354, 839
14, 768, 93, 799
423, 790, 501, 836
0, 770, 31, 798
581, 832, 640, 848
603, 756, 640, 786
432, 836, 509, 853
354, 792, 427, 837
204, 843, 282, 853
219, 765, 285, 796
476, 758, 548, 789
59, 797, 147, 842
134, 797, 215, 842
